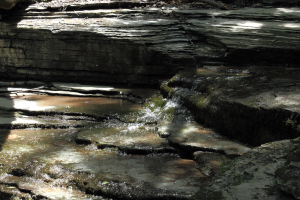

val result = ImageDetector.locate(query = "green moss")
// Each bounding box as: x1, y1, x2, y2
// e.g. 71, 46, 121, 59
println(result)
160, 83, 173, 96
219, 159, 235, 173
144, 96, 167, 112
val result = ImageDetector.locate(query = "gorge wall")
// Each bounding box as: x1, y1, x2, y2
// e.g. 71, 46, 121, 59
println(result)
1, 1, 300, 85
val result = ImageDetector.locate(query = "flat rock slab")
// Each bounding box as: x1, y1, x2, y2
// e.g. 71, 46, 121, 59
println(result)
76, 123, 177, 154
165, 122, 251, 157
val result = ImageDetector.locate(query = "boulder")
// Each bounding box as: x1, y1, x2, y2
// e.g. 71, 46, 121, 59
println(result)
191, 139, 299, 200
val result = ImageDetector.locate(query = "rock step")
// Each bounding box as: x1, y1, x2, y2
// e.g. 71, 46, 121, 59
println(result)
161, 66, 300, 145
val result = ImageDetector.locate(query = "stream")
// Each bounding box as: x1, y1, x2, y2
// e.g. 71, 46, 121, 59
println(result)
0, 81, 250, 199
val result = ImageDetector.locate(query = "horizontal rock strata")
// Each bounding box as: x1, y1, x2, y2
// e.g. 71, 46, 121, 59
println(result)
1, 3, 300, 84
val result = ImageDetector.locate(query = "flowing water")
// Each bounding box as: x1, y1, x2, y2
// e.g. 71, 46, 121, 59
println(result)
0, 81, 250, 199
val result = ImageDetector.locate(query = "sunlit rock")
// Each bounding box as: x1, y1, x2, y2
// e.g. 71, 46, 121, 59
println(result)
76, 123, 177, 154
166, 122, 251, 157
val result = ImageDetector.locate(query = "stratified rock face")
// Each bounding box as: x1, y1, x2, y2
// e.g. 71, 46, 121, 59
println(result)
2, 3, 300, 84
0, 19, 183, 85
0, 0, 18, 10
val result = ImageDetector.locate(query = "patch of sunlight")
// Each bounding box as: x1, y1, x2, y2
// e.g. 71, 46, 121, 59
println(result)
210, 11, 231, 16
232, 21, 263, 31
13, 99, 55, 111
53, 82, 114, 91
211, 21, 264, 33
275, 96, 300, 106
35, 187, 88, 200
281, 23, 300, 28
7, 88, 32, 92
181, 124, 198, 134
0, 118, 39, 124
0, 97, 54, 111
45, 149, 85, 164
276, 8, 300, 13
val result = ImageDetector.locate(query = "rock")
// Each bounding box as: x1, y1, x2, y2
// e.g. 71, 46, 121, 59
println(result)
0, 0, 19, 10
193, 151, 230, 176
191, 139, 299, 200
76, 123, 177, 155
157, 130, 172, 138
275, 144, 300, 199
2, 6, 300, 83
166, 122, 251, 157
161, 66, 300, 145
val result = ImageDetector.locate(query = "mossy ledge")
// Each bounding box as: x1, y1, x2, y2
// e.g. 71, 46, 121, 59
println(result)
160, 66, 300, 146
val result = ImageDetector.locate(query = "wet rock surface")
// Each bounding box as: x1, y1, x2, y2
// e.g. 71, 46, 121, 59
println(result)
0, 81, 249, 199
1, 0, 300, 198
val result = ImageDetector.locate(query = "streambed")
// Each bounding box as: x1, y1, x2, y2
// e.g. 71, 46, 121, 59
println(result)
0, 81, 250, 199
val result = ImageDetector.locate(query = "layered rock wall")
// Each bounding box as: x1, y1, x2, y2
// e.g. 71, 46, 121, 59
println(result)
1, 2, 300, 84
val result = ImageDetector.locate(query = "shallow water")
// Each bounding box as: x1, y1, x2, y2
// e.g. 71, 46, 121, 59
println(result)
0, 82, 250, 199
